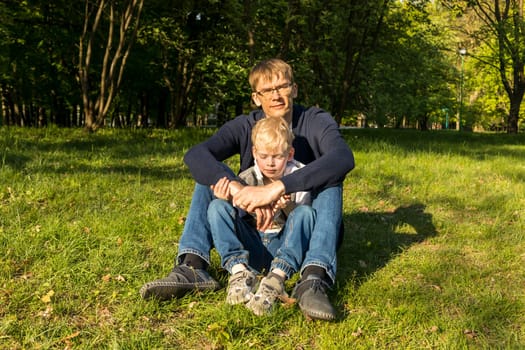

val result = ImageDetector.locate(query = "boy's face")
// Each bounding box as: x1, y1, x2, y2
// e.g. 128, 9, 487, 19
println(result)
253, 144, 294, 182
251, 73, 297, 121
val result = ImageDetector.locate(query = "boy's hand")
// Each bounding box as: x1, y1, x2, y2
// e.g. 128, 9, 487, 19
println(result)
254, 206, 275, 231
210, 177, 231, 200
273, 194, 291, 210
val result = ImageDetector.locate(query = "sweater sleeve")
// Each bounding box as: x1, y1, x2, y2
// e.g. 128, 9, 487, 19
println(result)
280, 108, 355, 193
183, 115, 254, 186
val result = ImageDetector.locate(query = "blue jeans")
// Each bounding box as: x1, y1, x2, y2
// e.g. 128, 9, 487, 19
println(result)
207, 199, 315, 278
177, 184, 342, 284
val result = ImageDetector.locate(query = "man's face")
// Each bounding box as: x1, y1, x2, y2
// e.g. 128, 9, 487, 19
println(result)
251, 73, 297, 121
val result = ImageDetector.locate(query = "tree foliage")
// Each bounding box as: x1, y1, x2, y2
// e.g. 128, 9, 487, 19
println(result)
0, 0, 522, 132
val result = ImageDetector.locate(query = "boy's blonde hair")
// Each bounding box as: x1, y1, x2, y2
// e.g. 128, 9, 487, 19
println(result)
249, 58, 294, 92
252, 117, 294, 154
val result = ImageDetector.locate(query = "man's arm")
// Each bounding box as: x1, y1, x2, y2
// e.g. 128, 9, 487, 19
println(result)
282, 108, 355, 194
183, 119, 245, 186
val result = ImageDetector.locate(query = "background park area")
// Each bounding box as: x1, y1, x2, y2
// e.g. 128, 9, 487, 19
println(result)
1, 1, 525, 348
1, 126, 524, 349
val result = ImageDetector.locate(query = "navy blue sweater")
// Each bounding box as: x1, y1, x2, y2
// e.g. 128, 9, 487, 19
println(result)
183, 105, 355, 194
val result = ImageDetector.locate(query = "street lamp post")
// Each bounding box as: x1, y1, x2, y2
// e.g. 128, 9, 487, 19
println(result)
458, 48, 467, 131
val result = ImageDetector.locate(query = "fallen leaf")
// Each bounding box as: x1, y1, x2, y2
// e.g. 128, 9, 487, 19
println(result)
39, 305, 53, 318
426, 325, 439, 333
430, 284, 442, 291
352, 327, 363, 337
101, 274, 111, 282
41, 290, 55, 303
60, 331, 80, 342
278, 294, 296, 307
20, 272, 33, 280
464, 329, 478, 338
115, 275, 126, 282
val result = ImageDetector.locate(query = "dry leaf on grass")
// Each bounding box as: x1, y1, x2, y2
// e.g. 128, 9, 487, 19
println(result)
278, 294, 296, 308
464, 329, 478, 338
41, 289, 55, 303
352, 327, 363, 337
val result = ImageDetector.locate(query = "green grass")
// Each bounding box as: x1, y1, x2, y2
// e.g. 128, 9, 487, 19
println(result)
1, 126, 524, 349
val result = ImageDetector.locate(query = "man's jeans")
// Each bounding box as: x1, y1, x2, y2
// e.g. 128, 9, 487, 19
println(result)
177, 184, 342, 284
207, 199, 315, 278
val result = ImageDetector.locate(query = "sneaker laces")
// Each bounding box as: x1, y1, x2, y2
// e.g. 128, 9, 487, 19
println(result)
170, 264, 205, 283
226, 270, 257, 305
294, 274, 330, 298
246, 274, 286, 315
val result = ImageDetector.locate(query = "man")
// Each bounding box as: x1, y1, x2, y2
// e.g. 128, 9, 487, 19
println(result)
140, 58, 355, 321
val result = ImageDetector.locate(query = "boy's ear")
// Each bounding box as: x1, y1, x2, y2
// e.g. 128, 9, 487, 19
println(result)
252, 93, 262, 107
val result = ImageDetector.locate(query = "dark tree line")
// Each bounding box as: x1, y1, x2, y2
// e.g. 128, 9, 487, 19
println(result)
0, 0, 523, 132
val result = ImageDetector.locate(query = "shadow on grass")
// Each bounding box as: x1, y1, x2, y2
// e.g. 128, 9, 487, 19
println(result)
337, 203, 437, 289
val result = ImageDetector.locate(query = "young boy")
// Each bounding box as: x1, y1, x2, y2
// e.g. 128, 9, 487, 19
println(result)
208, 116, 314, 315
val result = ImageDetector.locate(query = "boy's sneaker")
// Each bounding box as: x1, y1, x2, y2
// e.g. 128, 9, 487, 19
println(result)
226, 269, 258, 305
140, 264, 221, 301
246, 274, 287, 316
292, 274, 336, 321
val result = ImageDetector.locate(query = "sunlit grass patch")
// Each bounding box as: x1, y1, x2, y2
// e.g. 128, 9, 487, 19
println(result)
1, 127, 524, 349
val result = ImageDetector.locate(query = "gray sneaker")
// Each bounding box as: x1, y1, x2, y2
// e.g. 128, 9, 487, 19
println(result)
246, 274, 287, 315
140, 264, 221, 301
292, 274, 336, 321
226, 270, 258, 305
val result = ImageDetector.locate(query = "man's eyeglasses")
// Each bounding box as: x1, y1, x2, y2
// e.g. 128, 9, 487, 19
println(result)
255, 82, 293, 98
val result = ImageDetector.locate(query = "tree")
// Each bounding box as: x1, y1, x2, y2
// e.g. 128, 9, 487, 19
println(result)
0, 0, 81, 127
468, 0, 525, 133
78, 0, 144, 132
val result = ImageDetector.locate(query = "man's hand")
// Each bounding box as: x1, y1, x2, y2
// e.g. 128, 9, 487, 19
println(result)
232, 180, 286, 213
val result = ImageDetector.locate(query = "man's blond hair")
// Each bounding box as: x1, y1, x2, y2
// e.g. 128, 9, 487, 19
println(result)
249, 58, 294, 92
252, 117, 294, 154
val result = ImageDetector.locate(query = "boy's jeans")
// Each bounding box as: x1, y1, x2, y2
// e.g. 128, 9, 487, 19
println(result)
207, 199, 315, 278
177, 183, 342, 284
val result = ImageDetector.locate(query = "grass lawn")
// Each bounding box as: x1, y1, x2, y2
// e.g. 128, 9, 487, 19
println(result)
1, 126, 524, 349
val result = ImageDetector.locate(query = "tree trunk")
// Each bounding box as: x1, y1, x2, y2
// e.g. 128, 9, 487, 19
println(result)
156, 88, 168, 128
475, 0, 524, 134
79, 0, 144, 132
508, 97, 521, 133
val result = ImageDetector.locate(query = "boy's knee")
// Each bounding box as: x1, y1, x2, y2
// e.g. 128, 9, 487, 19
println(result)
292, 205, 316, 220
208, 198, 233, 216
